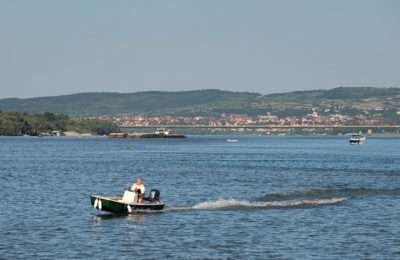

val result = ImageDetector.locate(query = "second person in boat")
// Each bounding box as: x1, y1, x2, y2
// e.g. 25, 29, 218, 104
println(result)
130, 177, 145, 203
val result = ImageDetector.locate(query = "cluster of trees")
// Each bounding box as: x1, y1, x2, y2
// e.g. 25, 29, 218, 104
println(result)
66, 118, 121, 135
0, 111, 119, 136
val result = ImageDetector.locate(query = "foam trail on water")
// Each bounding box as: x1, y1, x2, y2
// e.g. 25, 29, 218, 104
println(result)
165, 187, 400, 212
192, 197, 346, 210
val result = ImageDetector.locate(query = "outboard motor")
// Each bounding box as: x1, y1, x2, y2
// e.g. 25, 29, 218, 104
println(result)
149, 189, 160, 202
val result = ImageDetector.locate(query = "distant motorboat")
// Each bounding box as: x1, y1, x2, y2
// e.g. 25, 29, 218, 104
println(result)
226, 138, 239, 143
348, 134, 366, 145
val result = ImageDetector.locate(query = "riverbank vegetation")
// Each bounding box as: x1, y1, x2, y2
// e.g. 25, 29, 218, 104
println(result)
0, 111, 119, 136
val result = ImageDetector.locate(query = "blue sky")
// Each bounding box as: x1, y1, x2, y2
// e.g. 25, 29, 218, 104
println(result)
1, 0, 399, 98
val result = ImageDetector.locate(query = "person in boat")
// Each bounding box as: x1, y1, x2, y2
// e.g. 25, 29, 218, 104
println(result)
130, 177, 145, 203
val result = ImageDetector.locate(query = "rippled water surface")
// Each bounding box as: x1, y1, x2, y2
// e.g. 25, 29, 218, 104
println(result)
1, 136, 400, 259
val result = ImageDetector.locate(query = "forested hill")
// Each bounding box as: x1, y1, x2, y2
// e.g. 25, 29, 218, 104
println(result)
0, 90, 259, 116
0, 87, 399, 116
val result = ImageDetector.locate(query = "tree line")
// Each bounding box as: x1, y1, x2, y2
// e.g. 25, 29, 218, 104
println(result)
0, 111, 120, 136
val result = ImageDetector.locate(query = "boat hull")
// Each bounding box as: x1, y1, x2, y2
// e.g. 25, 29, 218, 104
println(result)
90, 195, 165, 214
348, 134, 366, 144
349, 140, 363, 144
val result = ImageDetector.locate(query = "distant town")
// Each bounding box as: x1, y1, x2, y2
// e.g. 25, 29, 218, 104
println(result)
87, 109, 400, 135
2, 87, 400, 135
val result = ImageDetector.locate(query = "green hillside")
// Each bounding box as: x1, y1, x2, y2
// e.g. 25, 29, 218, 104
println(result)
0, 89, 259, 115
0, 87, 399, 116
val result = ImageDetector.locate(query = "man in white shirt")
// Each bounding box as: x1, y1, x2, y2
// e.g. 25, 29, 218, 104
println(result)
130, 177, 145, 203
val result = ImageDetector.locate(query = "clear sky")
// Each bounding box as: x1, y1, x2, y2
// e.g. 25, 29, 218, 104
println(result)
1, 0, 399, 98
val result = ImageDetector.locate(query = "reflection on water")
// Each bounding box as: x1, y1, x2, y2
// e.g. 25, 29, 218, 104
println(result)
93, 212, 160, 222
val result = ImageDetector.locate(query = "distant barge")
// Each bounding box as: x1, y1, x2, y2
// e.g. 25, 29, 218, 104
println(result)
109, 128, 186, 139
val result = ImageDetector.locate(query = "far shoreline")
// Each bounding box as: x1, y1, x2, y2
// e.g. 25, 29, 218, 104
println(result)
1, 133, 400, 138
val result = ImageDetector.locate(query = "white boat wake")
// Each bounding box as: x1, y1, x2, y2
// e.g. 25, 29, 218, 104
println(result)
192, 197, 346, 210
164, 197, 346, 212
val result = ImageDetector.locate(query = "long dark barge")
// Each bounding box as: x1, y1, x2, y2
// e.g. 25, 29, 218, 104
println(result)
109, 128, 185, 139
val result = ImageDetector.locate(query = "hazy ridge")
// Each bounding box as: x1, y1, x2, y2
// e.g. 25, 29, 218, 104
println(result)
1, 87, 399, 116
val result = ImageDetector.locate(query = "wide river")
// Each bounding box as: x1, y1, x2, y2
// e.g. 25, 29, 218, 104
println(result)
1, 136, 399, 259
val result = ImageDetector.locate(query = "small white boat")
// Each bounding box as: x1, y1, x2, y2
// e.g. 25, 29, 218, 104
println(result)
226, 138, 239, 143
348, 134, 366, 144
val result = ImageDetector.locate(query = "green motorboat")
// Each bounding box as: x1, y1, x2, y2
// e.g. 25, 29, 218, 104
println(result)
90, 189, 165, 214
